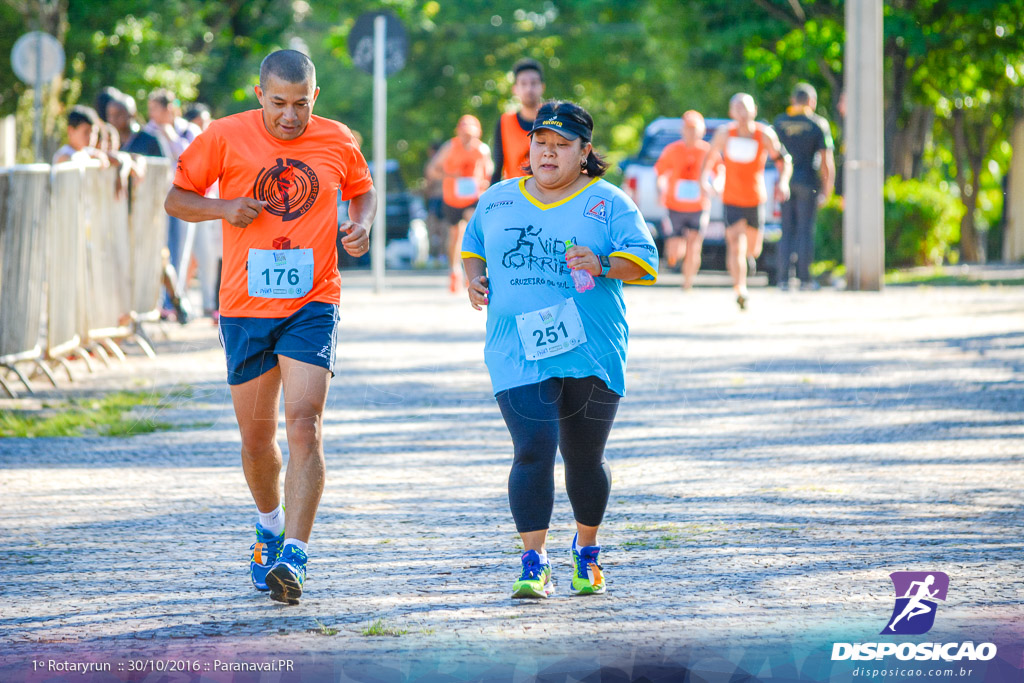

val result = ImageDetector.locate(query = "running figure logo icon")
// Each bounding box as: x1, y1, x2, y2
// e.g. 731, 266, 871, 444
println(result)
882, 571, 949, 635
253, 158, 319, 222
583, 196, 608, 223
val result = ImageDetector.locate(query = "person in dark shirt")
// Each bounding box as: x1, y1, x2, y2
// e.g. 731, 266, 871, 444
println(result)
773, 83, 835, 290
490, 58, 545, 185
110, 92, 160, 156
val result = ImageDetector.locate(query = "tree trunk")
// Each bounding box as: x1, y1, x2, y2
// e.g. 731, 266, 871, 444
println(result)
951, 109, 980, 262
1005, 115, 1024, 262
883, 47, 908, 177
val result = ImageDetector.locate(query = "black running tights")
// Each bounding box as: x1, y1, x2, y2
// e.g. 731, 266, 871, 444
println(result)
495, 376, 620, 533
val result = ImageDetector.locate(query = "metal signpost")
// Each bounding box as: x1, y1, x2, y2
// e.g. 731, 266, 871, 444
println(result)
11, 31, 64, 163
349, 11, 407, 294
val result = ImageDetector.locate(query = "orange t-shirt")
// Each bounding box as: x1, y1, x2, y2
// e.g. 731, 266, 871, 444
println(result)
173, 110, 372, 318
654, 139, 717, 212
721, 123, 769, 208
500, 112, 531, 180
441, 137, 489, 208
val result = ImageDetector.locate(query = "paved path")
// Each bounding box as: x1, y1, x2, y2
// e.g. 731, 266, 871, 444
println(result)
1, 272, 1021, 681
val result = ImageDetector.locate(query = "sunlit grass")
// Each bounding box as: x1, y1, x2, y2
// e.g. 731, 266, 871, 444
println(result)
361, 618, 408, 637
0, 390, 173, 438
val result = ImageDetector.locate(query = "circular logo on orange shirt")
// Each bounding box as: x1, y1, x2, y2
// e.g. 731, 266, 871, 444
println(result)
253, 158, 319, 222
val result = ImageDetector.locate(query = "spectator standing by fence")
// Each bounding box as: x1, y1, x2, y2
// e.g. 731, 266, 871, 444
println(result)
185, 103, 222, 320
129, 89, 194, 319
53, 105, 109, 165
107, 93, 142, 151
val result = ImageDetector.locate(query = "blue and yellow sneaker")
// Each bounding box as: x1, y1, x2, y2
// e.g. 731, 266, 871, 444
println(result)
249, 524, 284, 591
512, 549, 554, 599
266, 544, 307, 605
570, 533, 606, 595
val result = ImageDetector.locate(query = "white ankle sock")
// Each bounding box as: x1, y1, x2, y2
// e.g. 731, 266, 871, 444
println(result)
284, 538, 308, 554
574, 538, 596, 552
257, 505, 285, 536
535, 551, 548, 564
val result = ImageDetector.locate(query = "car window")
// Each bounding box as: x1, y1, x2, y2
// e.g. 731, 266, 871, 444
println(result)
387, 169, 406, 192
637, 131, 675, 164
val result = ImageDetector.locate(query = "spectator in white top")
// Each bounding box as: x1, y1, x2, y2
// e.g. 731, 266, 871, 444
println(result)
53, 105, 109, 166
184, 102, 222, 321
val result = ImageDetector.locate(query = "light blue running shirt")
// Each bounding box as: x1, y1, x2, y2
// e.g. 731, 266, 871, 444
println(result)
462, 176, 658, 396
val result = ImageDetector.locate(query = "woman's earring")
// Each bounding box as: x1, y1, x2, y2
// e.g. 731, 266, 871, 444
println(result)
580, 158, 587, 170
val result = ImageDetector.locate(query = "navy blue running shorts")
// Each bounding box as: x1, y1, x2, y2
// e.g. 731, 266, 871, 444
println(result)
218, 301, 340, 386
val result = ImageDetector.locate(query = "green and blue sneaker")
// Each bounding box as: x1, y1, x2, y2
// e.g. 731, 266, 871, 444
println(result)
570, 533, 606, 595
512, 550, 554, 599
249, 524, 284, 592
266, 544, 307, 605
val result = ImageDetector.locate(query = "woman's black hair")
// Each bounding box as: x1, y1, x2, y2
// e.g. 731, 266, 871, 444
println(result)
523, 100, 609, 178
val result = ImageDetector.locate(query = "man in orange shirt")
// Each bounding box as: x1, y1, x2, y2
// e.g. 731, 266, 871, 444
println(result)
165, 50, 376, 605
703, 93, 791, 310
654, 110, 719, 290
490, 58, 546, 185
426, 114, 493, 292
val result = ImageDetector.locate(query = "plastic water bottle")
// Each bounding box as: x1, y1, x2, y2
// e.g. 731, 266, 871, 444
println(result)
565, 240, 595, 293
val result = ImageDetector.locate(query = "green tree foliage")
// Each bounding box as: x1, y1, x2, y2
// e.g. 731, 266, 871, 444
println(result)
902, 0, 1024, 261
2, 0, 295, 158
815, 178, 964, 269
299, 1, 672, 183
66, 1, 293, 109
2, 0, 1020, 266
641, 0, 842, 127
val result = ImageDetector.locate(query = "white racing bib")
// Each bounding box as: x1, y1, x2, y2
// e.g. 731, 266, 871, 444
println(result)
247, 248, 314, 299
674, 179, 701, 202
515, 298, 587, 361
455, 176, 479, 199
725, 136, 759, 163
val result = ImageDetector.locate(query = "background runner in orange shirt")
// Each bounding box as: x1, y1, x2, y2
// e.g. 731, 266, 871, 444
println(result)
490, 58, 545, 185
703, 93, 791, 310
165, 49, 376, 606
654, 110, 720, 290
426, 114, 493, 292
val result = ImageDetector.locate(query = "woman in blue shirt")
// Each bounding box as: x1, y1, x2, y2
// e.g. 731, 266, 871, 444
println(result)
462, 100, 658, 598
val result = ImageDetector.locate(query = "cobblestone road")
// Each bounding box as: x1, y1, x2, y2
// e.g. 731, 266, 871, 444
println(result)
1, 272, 1021, 680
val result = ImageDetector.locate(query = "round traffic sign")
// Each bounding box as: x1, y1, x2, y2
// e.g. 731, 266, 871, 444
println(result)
348, 11, 407, 77
11, 31, 65, 85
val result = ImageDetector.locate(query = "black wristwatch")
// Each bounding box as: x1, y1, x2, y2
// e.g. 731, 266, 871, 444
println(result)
598, 254, 611, 277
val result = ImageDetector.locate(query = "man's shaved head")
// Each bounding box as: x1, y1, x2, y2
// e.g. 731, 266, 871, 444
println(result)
259, 49, 316, 90
729, 93, 756, 114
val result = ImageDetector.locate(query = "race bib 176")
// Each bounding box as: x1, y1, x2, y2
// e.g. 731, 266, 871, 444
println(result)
247, 247, 314, 299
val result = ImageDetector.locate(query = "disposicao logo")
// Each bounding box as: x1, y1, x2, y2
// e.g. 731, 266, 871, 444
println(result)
883, 571, 948, 635
831, 571, 997, 663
